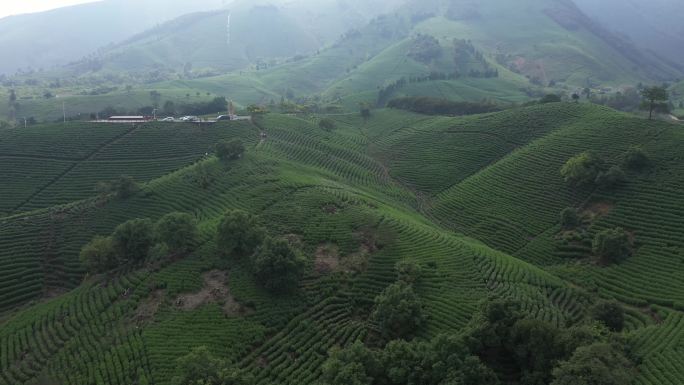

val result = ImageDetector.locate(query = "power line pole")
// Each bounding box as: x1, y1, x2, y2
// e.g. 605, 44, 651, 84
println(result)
62, 101, 66, 124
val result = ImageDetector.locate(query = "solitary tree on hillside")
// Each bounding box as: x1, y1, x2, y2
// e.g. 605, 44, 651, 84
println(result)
150, 90, 162, 109
572, 93, 580, 103
640, 86, 669, 120
215, 139, 245, 161
8, 89, 17, 122
163, 100, 176, 116
359, 103, 372, 122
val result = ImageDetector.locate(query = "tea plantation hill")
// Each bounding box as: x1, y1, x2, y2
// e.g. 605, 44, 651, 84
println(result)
1, 102, 684, 384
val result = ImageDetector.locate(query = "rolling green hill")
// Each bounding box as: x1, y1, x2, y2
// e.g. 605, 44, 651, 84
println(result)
2, 102, 684, 384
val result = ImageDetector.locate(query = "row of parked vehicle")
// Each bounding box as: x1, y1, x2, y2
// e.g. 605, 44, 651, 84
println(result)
158, 115, 235, 122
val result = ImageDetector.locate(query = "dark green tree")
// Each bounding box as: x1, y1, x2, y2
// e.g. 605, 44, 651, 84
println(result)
540, 94, 562, 104
571, 93, 580, 103
150, 90, 162, 109
215, 139, 245, 161
172, 346, 253, 385
560, 152, 606, 187
622, 146, 650, 170
551, 343, 634, 385
510, 319, 566, 385
319, 118, 336, 131
592, 227, 631, 264
8, 89, 17, 121
360, 103, 372, 121
252, 237, 306, 293
560, 208, 581, 230
112, 218, 155, 262
216, 209, 265, 256
595, 165, 626, 189
372, 282, 425, 339
640, 86, 669, 120
155, 212, 199, 253
395, 260, 422, 284
163, 100, 176, 116
590, 301, 625, 332
321, 341, 377, 385
96, 175, 139, 199
79, 236, 118, 274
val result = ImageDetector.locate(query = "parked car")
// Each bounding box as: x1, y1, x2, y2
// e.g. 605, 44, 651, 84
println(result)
160, 117, 175, 122
180, 116, 199, 122
216, 115, 232, 121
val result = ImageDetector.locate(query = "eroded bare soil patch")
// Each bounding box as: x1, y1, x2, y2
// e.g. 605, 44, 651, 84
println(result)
175, 270, 251, 316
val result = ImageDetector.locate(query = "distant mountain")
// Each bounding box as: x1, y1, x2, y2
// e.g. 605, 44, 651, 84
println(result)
574, 0, 684, 69
215, 0, 682, 105
0, 0, 228, 75
70, 0, 409, 75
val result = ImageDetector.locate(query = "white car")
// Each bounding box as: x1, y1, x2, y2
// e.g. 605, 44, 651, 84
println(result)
180, 116, 199, 122
160, 117, 175, 122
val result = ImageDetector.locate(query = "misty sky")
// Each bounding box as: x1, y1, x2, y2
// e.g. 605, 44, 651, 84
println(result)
0, 0, 100, 19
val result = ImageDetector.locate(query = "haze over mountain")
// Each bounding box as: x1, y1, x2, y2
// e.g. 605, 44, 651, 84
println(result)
0, 0, 228, 75
574, 0, 684, 67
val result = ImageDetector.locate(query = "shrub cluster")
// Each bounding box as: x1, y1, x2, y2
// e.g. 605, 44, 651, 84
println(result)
80, 212, 198, 274
561, 152, 626, 189
323, 300, 636, 385
96, 175, 139, 200
216, 209, 306, 293
387, 96, 501, 116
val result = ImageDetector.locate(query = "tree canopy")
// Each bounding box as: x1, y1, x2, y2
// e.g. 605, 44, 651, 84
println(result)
155, 212, 199, 253
640, 86, 669, 120
79, 236, 118, 274
252, 237, 306, 293
96, 175, 139, 200
372, 282, 425, 339
111, 218, 155, 263
172, 346, 253, 385
592, 227, 632, 264
215, 139, 245, 161
590, 301, 625, 332
216, 209, 265, 257
551, 343, 635, 385
560, 152, 606, 187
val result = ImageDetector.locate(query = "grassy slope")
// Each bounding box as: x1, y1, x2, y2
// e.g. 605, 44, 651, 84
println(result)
1, 103, 684, 384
